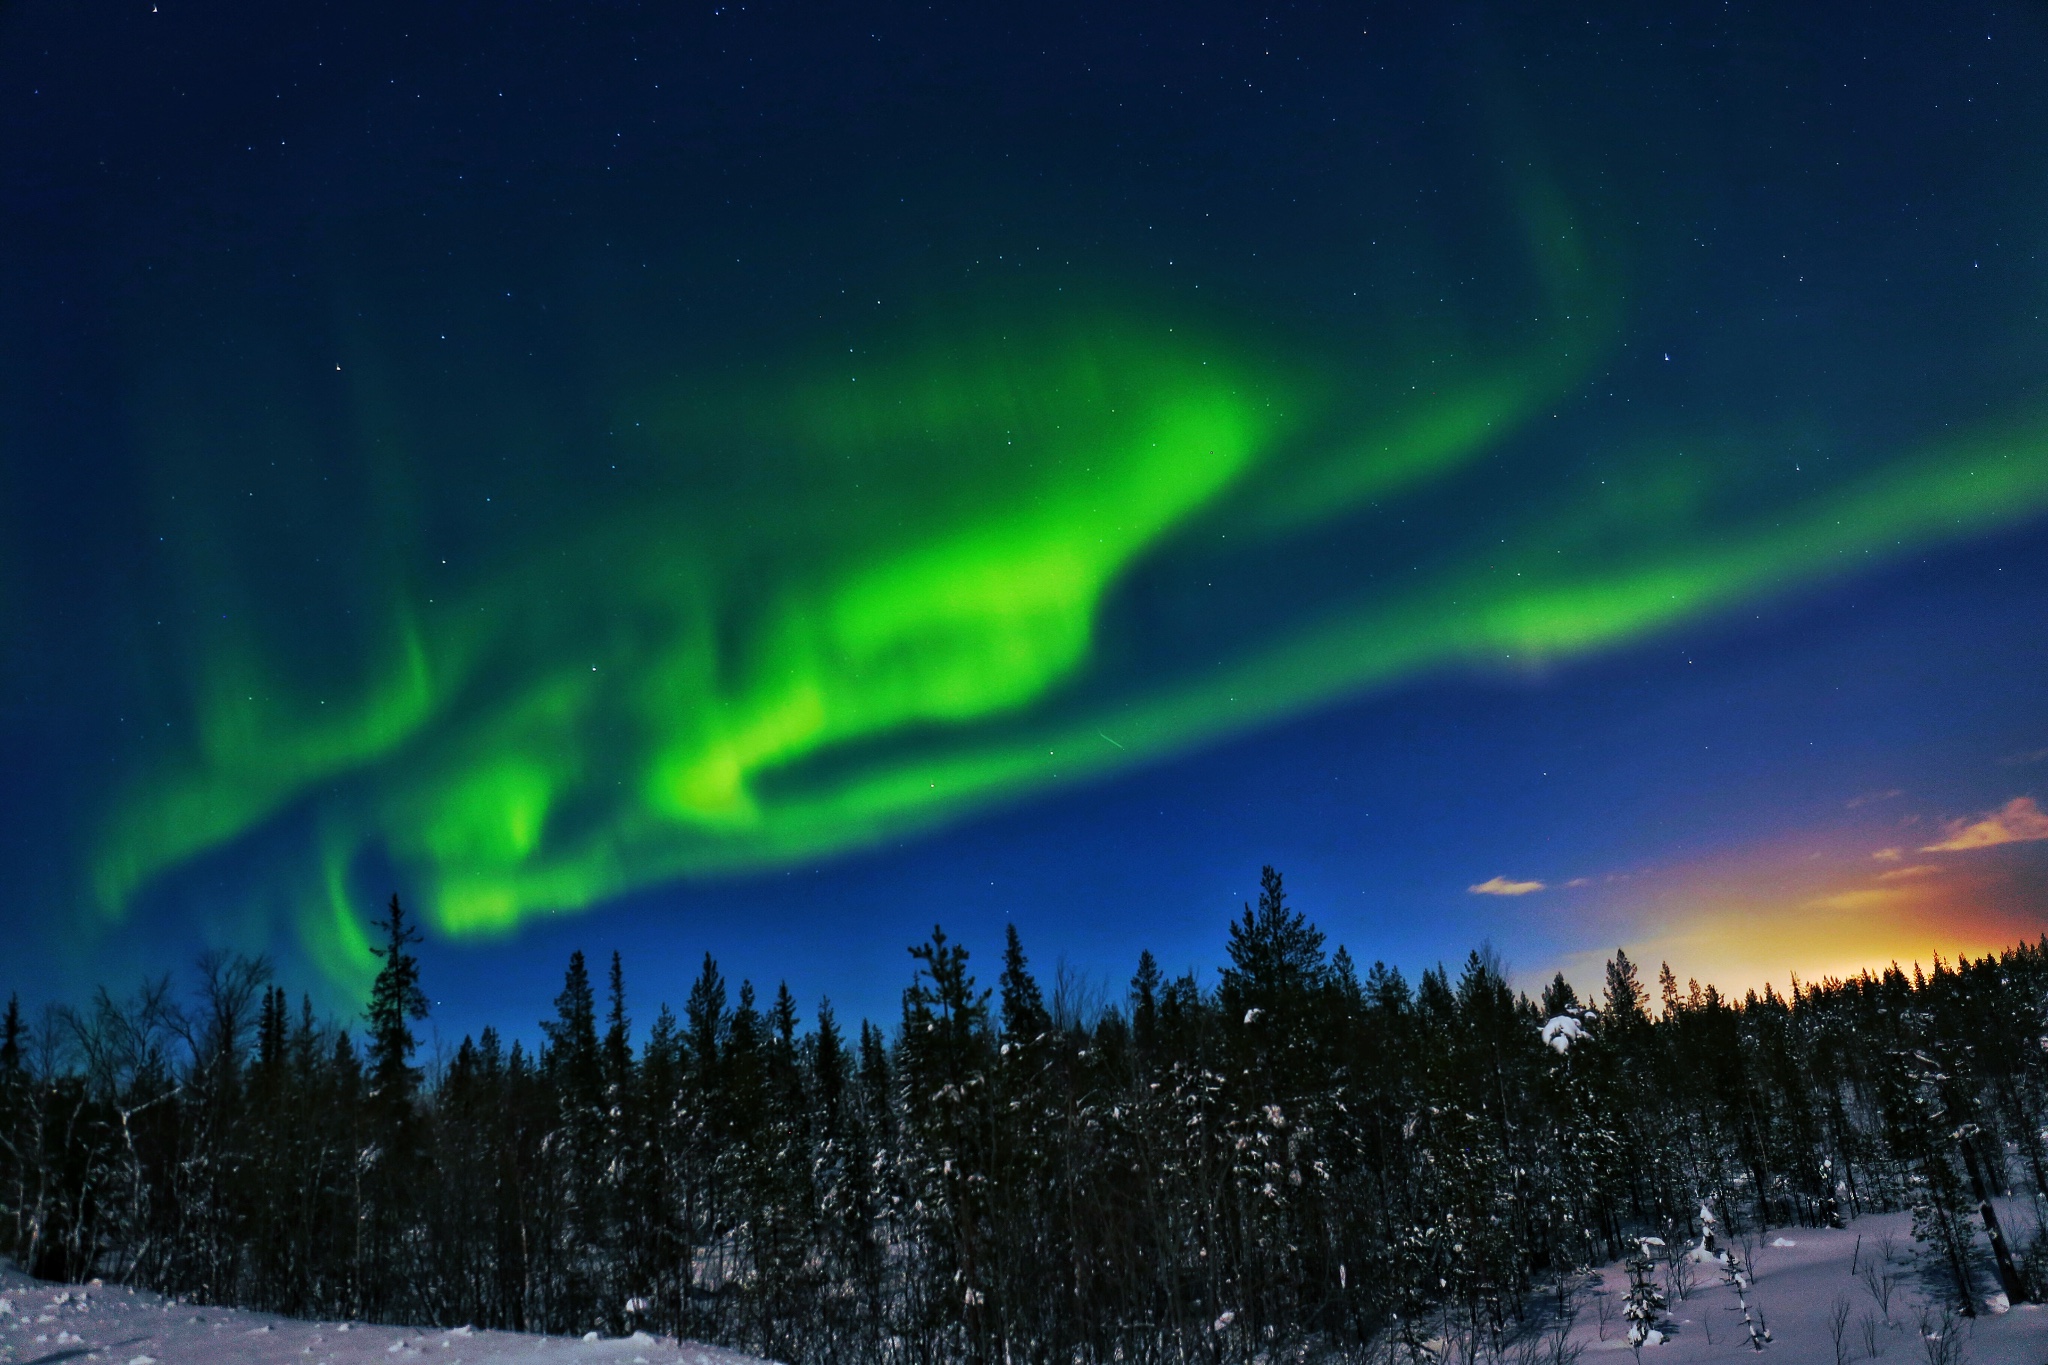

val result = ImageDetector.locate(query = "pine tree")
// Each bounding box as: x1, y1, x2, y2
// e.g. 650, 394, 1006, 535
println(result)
1604, 949, 1649, 1026
0, 993, 26, 1276
599, 952, 639, 1328
542, 949, 606, 1322
543, 950, 601, 1097
1884, 1041, 1984, 1315
366, 896, 428, 1106
1219, 864, 1332, 1134
362, 898, 428, 1318
635, 1003, 685, 1332
808, 996, 871, 1349
1719, 1237, 1772, 1350
998, 924, 1052, 1047
1541, 972, 1580, 1018
1220, 867, 1329, 1027
899, 926, 993, 1359
1130, 950, 1161, 1063
1623, 1236, 1668, 1355
604, 952, 633, 1102
0, 994, 20, 1072
991, 926, 1056, 1350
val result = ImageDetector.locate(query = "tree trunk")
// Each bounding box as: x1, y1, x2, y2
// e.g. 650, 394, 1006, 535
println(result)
1957, 1135, 2029, 1304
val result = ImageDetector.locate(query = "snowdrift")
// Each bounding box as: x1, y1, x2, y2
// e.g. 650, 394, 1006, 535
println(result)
0, 1267, 778, 1365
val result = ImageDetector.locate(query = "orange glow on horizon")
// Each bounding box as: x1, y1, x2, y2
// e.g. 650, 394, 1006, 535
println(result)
1547, 832, 2048, 1001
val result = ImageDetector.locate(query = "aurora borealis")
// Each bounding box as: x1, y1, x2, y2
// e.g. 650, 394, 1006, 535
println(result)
5, 2, 2048, 1023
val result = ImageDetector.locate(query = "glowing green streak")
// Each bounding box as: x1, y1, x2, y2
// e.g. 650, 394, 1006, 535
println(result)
95, 614, 435, 914
430, 333, 1283, 933
354, 316, 1602, 938
95, 317, 1319, 941
308, 835, 380, 990
646, 368, 1264, 821
93, 217, 2048, 969
359, 409, 2048, 943
744, 414, 2048, 851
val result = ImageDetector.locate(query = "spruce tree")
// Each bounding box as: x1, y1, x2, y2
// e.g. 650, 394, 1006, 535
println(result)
0, 994, 20, 1072
900, 926, 993, 1359
999, 925, 1052, 1046
542, 948, 606, 1322
362, 896, 428, 1317
1130, 950, 1161, 1062
366, 896, 428, 1105
600, 952, 639, 1327
0, 993, 24, 1277
1719, 1237, 1772, 1350
1622, 1235, 1668, 1355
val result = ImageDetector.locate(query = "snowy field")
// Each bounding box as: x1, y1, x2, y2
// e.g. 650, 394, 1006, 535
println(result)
1565, 1209, 2048, 1363
11, 1210, 2048, 1365
0, 1269, 777, 1365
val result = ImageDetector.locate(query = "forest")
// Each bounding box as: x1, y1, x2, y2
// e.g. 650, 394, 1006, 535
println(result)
4, 868, 2047, 1364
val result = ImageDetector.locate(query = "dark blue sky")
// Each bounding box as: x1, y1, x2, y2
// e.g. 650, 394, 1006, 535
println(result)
3, 0, 2046, 1043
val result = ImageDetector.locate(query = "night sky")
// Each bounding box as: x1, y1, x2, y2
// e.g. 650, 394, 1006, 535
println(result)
5, 1, 2047, 1040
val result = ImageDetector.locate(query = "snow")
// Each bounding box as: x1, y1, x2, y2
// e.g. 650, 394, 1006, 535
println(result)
15, 1208, 2048, 1363
1561, 1208, 2048, 1360
1541, 1016, 1586, 1053
0, 1266, 778, 1365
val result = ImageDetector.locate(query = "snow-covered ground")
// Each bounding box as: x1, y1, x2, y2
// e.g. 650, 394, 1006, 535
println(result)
1566, 1209, 2048, 1362
0, 1269, 777, 1365
11, 1210, 2048, 1365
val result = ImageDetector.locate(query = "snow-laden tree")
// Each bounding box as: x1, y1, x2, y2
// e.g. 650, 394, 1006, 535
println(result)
1622, 1235, 1667, 1356
1719, 1236, 1772, 1350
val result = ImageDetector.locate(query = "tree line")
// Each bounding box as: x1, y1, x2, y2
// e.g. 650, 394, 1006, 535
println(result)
4, 867, 2047, 1362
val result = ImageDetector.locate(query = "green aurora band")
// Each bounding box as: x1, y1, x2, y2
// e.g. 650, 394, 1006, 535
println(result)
89, 187, 2048, 987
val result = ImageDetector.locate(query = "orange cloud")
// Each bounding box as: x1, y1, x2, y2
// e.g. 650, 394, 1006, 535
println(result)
1921, 797, 2048, 852
1469, 875, 1545, 896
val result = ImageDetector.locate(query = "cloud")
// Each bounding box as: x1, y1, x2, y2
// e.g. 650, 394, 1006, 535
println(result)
1847, 789, 1905, 809
1877, 864, 1942, 882
1469, 875, 1545, 896
2000, 747, 2048, 767
1565, 876, 1591, 888
1872, 847, 1903, 862
1921, 797, 2048, 852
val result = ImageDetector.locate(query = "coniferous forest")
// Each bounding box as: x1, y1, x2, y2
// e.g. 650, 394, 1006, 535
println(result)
5, 869, 2048, 1363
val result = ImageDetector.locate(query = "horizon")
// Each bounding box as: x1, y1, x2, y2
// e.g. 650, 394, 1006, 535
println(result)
13, 875, 2042, 1062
